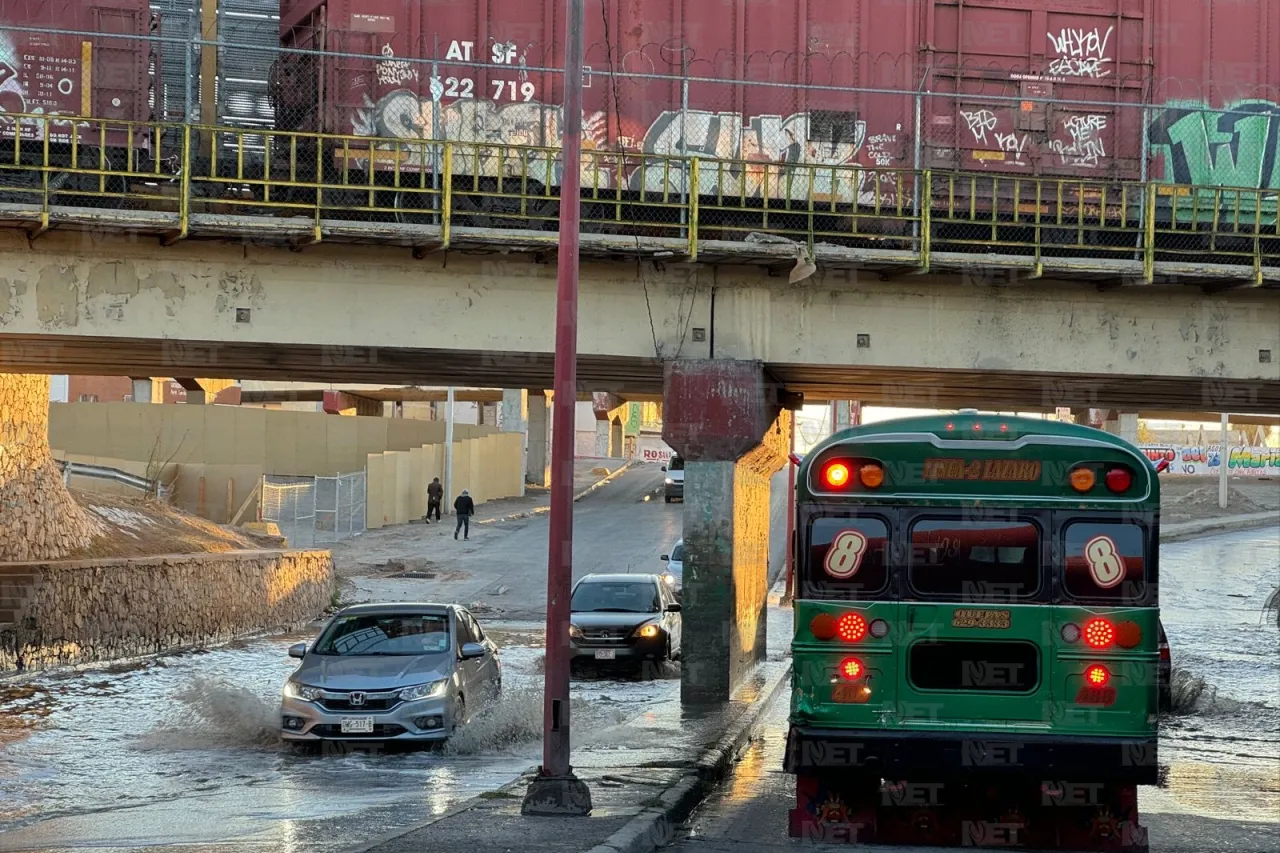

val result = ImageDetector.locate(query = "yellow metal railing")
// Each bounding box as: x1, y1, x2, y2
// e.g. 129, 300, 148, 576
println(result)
1, 113, 1276, 277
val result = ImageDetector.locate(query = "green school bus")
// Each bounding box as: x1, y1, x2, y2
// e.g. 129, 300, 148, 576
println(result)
785, 413, 1159, 851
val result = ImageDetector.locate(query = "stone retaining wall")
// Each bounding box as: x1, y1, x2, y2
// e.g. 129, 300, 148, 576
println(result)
0, 549, 333, 674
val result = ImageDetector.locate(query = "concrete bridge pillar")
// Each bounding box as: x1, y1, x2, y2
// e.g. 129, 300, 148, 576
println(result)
526, 392, 550, 488
662, 360, 793, 705
609, 416, 624, 458
499, 390, 529, 497
129, 377, 157, 403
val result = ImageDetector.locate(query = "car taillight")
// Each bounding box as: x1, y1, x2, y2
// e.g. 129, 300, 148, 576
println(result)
1160, 646, 1170, 661
1105, 467, 1133, 493
837, 612, 867, 642
1084, 618, 1115, 648
1085, 664, 1111, 687
838, 657, 865, 681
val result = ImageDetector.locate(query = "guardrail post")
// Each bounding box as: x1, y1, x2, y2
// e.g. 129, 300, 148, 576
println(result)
442, 142, 453, 250
1143, 182, 1156, 284
166, 124, 192, 244
688, 157, 700, 261
34, 119, 51, 236
919, 169, 931, 271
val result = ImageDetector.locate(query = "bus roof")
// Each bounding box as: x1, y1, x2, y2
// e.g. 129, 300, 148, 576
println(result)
799, 412, 1159, 507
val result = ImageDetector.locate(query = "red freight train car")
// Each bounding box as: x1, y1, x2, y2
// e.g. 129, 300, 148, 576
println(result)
274, 0, 1280, 198
0, 0, 151, 145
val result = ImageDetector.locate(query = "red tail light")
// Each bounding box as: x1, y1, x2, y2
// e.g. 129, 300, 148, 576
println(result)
1160, 646, 1171, 661
1105, 467, 1133, 493
823, 462, 851, 488
1116, 621, 1142, 649
1084, 618, 1115, 649
837, 612, 867, 642
809, 613, 838, 641
838, 657, 866, 681
1085, 664, 1111, 687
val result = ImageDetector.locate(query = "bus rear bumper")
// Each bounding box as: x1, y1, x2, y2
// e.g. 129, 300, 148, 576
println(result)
785, 727, 1158, 785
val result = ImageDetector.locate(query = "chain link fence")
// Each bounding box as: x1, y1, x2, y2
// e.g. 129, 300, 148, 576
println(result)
261, 471, 366, 548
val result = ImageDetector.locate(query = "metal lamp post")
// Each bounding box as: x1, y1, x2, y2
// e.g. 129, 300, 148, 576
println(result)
522, 0, 592, 817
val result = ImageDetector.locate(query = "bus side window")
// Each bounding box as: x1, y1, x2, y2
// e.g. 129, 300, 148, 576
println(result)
1062, 522, 1146, 603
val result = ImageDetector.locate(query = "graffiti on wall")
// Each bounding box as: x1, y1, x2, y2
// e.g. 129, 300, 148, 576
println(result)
1140, 444, 1280, 477
0, 32, 84, 142
1148, 99, 1280, 191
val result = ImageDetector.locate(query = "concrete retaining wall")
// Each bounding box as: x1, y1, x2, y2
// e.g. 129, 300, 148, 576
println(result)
0, 549, 333, 674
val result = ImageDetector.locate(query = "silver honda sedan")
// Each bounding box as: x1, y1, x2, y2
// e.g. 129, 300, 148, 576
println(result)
279, 602, 501, 743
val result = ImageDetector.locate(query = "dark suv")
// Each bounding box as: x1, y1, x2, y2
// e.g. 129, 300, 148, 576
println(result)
568, 574, 682, 667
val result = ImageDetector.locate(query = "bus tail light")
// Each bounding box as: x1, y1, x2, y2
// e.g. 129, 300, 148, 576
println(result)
1115, 621, 1142, 648
837, 612, 867, 642
809, 613, 838, 641
858, 464, 884, 488
1084, 664, 1111, 687
823, 462, 852, 489
1061, 623, 1081, 643
1069, 466, 1096, 492
1105, 467, 1133, 493
869, 618, 890, 639
838, 657, 866, 681
1084, 618, 1116, 648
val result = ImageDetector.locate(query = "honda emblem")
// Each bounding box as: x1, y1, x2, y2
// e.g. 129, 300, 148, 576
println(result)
349, 692, 366, 706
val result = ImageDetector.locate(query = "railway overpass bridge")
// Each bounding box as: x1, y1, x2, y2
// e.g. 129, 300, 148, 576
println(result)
2, 146, 1279, 705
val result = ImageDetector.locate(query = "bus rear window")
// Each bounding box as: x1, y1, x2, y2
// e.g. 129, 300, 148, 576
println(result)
908, 519, 1041, 601
1062, 522, 1147, 603
806, 517, 889, 598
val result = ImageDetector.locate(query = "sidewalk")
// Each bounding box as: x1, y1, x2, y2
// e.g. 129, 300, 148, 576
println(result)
1162, 510, 1280, 543
343, 600, 793, 853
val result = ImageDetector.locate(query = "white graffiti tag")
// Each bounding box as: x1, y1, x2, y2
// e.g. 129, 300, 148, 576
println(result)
994, 131, 1030, 163
960, 109, 998, 144
1048, 114, 1108, 167
375, 44, 419, 87
1047, 25, 1114, 78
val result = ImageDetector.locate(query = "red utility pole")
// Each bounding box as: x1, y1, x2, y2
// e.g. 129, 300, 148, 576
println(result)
523, 0, 591, 817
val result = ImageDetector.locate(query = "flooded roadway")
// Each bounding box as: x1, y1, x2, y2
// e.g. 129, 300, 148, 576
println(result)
0, 622, 679, 852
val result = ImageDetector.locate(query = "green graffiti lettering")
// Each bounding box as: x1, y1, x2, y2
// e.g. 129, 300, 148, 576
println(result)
1149, 99, 1280, 190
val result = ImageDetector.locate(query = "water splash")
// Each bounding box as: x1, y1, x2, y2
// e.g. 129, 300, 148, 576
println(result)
135, 678, 281, 750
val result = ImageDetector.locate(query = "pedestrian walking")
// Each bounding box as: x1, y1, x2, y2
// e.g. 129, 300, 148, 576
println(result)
453, 489, 475, 540
425, 477, 443, 522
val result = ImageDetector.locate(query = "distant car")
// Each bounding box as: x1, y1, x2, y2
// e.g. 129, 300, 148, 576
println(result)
660, 539, 684, 596
569, 573, 682, 667
279, 603, 501, 744
662, 455, 684, 502
1158, 620, 1172, 712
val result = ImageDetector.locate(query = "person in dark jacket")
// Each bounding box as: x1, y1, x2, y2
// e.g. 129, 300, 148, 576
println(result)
453, 489, 475, 540
425, 477, 443, 522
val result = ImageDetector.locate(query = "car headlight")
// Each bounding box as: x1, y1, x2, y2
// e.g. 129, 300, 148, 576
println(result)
283, 680, 323, 701
662, 573, 676, 585
633, 623, 661, 639
569, 624, 583, 639
664, 478, 675, 485
399, 679, 448, 701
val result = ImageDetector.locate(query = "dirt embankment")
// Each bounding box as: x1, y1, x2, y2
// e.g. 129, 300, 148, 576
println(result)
1160, 478, 1280, 525
65, 491, 286, 560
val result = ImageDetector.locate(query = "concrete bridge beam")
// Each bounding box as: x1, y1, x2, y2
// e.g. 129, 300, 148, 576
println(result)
662, 359, 792, 705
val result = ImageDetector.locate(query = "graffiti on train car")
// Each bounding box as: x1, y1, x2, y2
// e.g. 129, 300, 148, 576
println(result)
351, 88, 905, 203
1148, 99, 1280, 191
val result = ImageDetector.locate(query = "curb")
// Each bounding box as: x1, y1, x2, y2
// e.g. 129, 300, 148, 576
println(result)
1161, 512, 1280, 543
583, 661, 793, 853
574, 461, 634, 502
473, 463, 635, 527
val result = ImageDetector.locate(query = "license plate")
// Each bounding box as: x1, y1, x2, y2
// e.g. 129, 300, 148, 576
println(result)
594, 649, 616, 660
340, 717, 374, 734
831, 684, 870, 704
